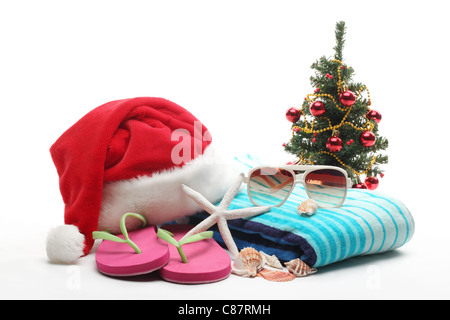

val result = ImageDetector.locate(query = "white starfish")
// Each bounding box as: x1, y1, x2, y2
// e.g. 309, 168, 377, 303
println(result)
180, 173, 270, 258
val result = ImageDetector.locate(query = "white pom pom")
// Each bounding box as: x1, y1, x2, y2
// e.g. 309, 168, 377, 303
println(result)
46, 225, 85, 264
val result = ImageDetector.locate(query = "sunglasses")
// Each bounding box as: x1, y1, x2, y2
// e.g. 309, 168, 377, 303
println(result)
243, 165, 352, 208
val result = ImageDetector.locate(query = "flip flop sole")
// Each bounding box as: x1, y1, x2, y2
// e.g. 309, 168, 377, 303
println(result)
95, 226, 170, 277
158, 224, 231, 284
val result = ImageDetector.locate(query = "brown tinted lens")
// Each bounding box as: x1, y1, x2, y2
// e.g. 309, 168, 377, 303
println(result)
248, 167, 294, 206
304, 169, 347, 207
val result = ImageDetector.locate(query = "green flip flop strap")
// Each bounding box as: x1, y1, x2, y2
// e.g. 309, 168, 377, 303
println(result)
157, 228, 213, 263
92, 212, 147, 254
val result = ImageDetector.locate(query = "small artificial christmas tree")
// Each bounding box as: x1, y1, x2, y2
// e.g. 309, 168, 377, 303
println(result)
284, 21, 388, 190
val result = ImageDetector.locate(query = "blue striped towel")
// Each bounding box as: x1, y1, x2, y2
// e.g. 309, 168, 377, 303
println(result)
188, 155, 415, 268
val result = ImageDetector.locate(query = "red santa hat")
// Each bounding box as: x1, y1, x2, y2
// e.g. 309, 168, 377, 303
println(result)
46, 97, 236, 263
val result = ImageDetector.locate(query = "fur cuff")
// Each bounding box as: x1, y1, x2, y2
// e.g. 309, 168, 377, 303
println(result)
46, 224, 85, 264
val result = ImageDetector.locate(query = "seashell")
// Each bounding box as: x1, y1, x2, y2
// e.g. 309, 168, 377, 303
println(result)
256, 268, 296, 282
231, 247, 264, 277
284, 258, 317, 277
297, 199, 319, 216
259, 251, 283, 270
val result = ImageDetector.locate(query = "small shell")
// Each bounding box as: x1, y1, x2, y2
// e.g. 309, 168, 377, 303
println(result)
256, 268, 296, 282
259, 251, 283, 270
284, 258, 317, 277
297, 199, 319, 216
231, 247, 264, 277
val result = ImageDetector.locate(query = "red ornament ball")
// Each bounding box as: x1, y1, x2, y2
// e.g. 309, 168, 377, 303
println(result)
352, 182, 367, 189
286, 107, 301, 122
364, 176, 379, 190
326, 136, 342, 152
360, 131, 376, 147
339, 90, 356, 107
366, 110, 382, 124
309, 101, 326, 117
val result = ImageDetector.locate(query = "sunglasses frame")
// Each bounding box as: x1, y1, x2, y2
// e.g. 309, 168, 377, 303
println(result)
243, 165, 352, 208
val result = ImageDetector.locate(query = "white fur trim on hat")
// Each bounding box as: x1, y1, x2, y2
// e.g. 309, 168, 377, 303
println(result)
98, 145, 238, 234
46, 225, 85, 264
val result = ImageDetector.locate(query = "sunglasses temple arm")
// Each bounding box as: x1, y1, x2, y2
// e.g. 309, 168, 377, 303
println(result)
347, 178, 352, 188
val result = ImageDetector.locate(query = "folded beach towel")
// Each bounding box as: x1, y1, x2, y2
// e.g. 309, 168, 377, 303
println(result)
188, 155, 414, 268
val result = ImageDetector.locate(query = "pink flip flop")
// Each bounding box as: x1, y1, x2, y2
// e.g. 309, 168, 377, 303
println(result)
157, 224, 231, 284
93, 213, 169, 277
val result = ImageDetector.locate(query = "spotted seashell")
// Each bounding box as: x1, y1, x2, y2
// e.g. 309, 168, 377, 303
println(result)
256, 268, 296, 282
231, 247, 264, 278
297, 199, 319, 216
284, 258, 317, 277
259, 251, 283, 270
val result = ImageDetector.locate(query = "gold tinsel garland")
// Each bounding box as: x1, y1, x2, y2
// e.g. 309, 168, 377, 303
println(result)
291, 59, 377, 178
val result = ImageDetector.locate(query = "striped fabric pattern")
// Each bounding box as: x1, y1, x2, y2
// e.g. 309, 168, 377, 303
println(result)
188, 155, 415, 268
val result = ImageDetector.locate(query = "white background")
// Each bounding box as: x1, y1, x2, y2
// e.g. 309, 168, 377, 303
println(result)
1, 0, 449, 300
